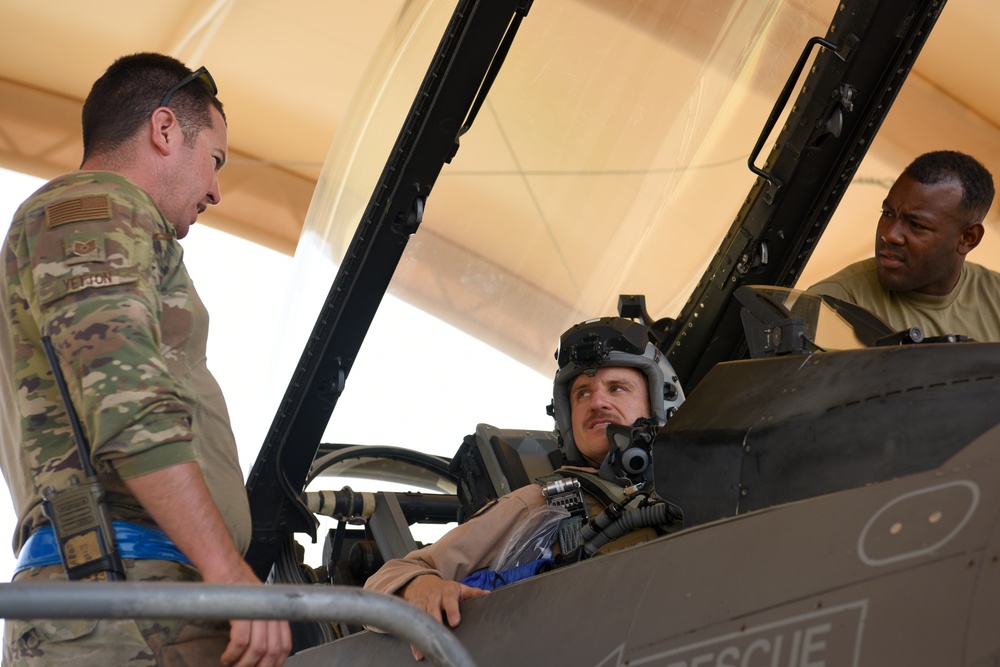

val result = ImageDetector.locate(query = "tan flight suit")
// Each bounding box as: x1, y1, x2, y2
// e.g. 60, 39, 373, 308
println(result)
364, 467, 656, 598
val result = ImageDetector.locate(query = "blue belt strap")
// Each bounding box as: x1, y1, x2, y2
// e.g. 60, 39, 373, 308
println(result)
16, 522, 192, 575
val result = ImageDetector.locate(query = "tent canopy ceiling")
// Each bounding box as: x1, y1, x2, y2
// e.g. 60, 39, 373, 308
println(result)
1, 0, 998, 375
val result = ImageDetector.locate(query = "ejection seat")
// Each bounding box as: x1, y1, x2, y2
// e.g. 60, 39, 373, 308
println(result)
449, 423, 564, 522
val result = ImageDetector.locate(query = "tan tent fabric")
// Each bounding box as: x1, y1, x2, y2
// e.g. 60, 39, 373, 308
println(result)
1, 0, 998, 375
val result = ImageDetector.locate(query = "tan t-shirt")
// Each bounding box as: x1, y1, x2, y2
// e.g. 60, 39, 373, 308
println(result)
808, 258, 1000, 342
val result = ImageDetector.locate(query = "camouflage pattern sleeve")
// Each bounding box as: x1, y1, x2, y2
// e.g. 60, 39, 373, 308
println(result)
6, 172, 198, 483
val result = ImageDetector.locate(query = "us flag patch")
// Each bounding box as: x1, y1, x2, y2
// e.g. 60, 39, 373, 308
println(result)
45, 195, 112, 228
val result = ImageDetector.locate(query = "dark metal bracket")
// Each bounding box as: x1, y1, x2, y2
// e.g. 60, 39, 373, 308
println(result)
244, 0, 534, 580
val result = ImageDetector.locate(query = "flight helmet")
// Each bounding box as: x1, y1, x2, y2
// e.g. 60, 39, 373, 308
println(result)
550, 317, 684, 465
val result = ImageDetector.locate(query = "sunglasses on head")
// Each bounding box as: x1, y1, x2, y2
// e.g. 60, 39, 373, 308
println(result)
159, 66, 218, 108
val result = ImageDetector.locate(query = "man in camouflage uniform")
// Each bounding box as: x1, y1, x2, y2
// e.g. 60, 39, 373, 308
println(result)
0, 53, 290, 666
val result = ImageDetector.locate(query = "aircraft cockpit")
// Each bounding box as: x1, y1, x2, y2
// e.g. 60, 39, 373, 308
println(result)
3, 0, 1000, 664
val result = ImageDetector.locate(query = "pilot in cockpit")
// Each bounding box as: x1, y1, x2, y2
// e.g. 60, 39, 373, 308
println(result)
364, 316, 684, 659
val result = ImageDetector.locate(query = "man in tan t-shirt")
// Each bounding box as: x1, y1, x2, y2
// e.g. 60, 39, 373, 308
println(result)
809, 150, 1000, 341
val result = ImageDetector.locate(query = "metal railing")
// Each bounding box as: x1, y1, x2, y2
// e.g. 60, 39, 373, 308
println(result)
0, 582, 475, 667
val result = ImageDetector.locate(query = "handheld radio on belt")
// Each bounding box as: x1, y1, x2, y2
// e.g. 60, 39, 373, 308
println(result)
39, 335, 125, 581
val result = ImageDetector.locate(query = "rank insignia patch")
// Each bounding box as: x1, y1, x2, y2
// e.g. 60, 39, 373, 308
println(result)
64, 235, 106, 265
73, 239, 97, 256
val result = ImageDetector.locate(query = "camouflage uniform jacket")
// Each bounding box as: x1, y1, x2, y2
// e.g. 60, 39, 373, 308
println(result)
0, 171, 251, 557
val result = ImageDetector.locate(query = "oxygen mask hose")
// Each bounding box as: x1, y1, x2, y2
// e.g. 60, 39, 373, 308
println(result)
581, 502, 679, 558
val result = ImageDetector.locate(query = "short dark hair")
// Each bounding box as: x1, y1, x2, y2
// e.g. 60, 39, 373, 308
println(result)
904, 150, 995, 224
81, 52, 225, 163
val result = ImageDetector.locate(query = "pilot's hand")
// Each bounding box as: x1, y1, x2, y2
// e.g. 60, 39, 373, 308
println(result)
401, 574, 490, 661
